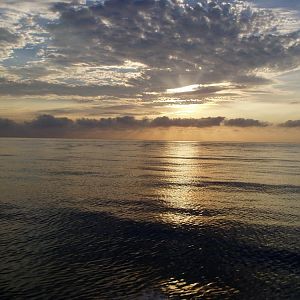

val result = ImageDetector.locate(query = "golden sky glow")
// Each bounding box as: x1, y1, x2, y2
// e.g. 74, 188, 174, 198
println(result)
0, 0, 300, 140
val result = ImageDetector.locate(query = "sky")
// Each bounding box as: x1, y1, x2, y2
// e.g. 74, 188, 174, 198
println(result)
0, 0, 300, 141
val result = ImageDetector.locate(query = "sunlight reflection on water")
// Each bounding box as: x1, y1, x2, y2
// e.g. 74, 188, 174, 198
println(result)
0, 139, 299, 299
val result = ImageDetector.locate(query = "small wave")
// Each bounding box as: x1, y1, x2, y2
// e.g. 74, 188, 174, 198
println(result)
149, 180, 300, 194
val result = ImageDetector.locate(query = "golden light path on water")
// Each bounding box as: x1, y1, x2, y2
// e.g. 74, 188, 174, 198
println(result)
149, 142, 238, 298
148, 142, 221, 227
0, 139, 299, 299
156, 142, 201, 226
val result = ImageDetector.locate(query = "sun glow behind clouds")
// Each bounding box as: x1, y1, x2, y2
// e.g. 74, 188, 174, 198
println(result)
0, 0, 300, 132
166, 82, 232, 94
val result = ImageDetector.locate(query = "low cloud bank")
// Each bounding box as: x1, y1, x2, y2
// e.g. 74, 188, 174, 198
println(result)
224, 118, 269, 127
0, 114, 298, 138
279, 120, 300, 127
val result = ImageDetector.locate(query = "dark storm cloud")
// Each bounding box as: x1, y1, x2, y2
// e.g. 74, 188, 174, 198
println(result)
46, 0, 300, 93
224, 118, 269, 127
279, 119, 300, 127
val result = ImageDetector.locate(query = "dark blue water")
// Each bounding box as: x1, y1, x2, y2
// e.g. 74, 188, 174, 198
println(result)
0, 139, 299, 299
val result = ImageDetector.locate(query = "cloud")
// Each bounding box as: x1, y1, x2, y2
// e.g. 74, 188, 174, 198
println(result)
279, 119, 300, 127
1, 114, 300, 139
250, 0, 300, 10
77, 115, 148, 129
0, 78, 138, 97
0, 28, 19, 44
224, 118, 269, 127
0, 0, 300, 120
47, 0, 300, 93
27, 114, 74, 128
0, 117, 17, 129
73, 115, 225, 129
150, 116, 225, 127
0, 28, 22, 61
1, 114, 297, 138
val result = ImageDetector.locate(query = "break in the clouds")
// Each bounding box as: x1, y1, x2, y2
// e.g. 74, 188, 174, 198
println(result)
0, 0, 300, 131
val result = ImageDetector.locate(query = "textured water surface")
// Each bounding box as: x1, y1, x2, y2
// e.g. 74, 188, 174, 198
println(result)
0, 139, 299, 299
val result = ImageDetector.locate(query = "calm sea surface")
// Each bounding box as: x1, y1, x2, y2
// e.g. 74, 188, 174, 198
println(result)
0, 138, 299, 299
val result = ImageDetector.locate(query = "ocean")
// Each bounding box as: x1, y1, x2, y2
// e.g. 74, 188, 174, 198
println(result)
0, 138, 299, 299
